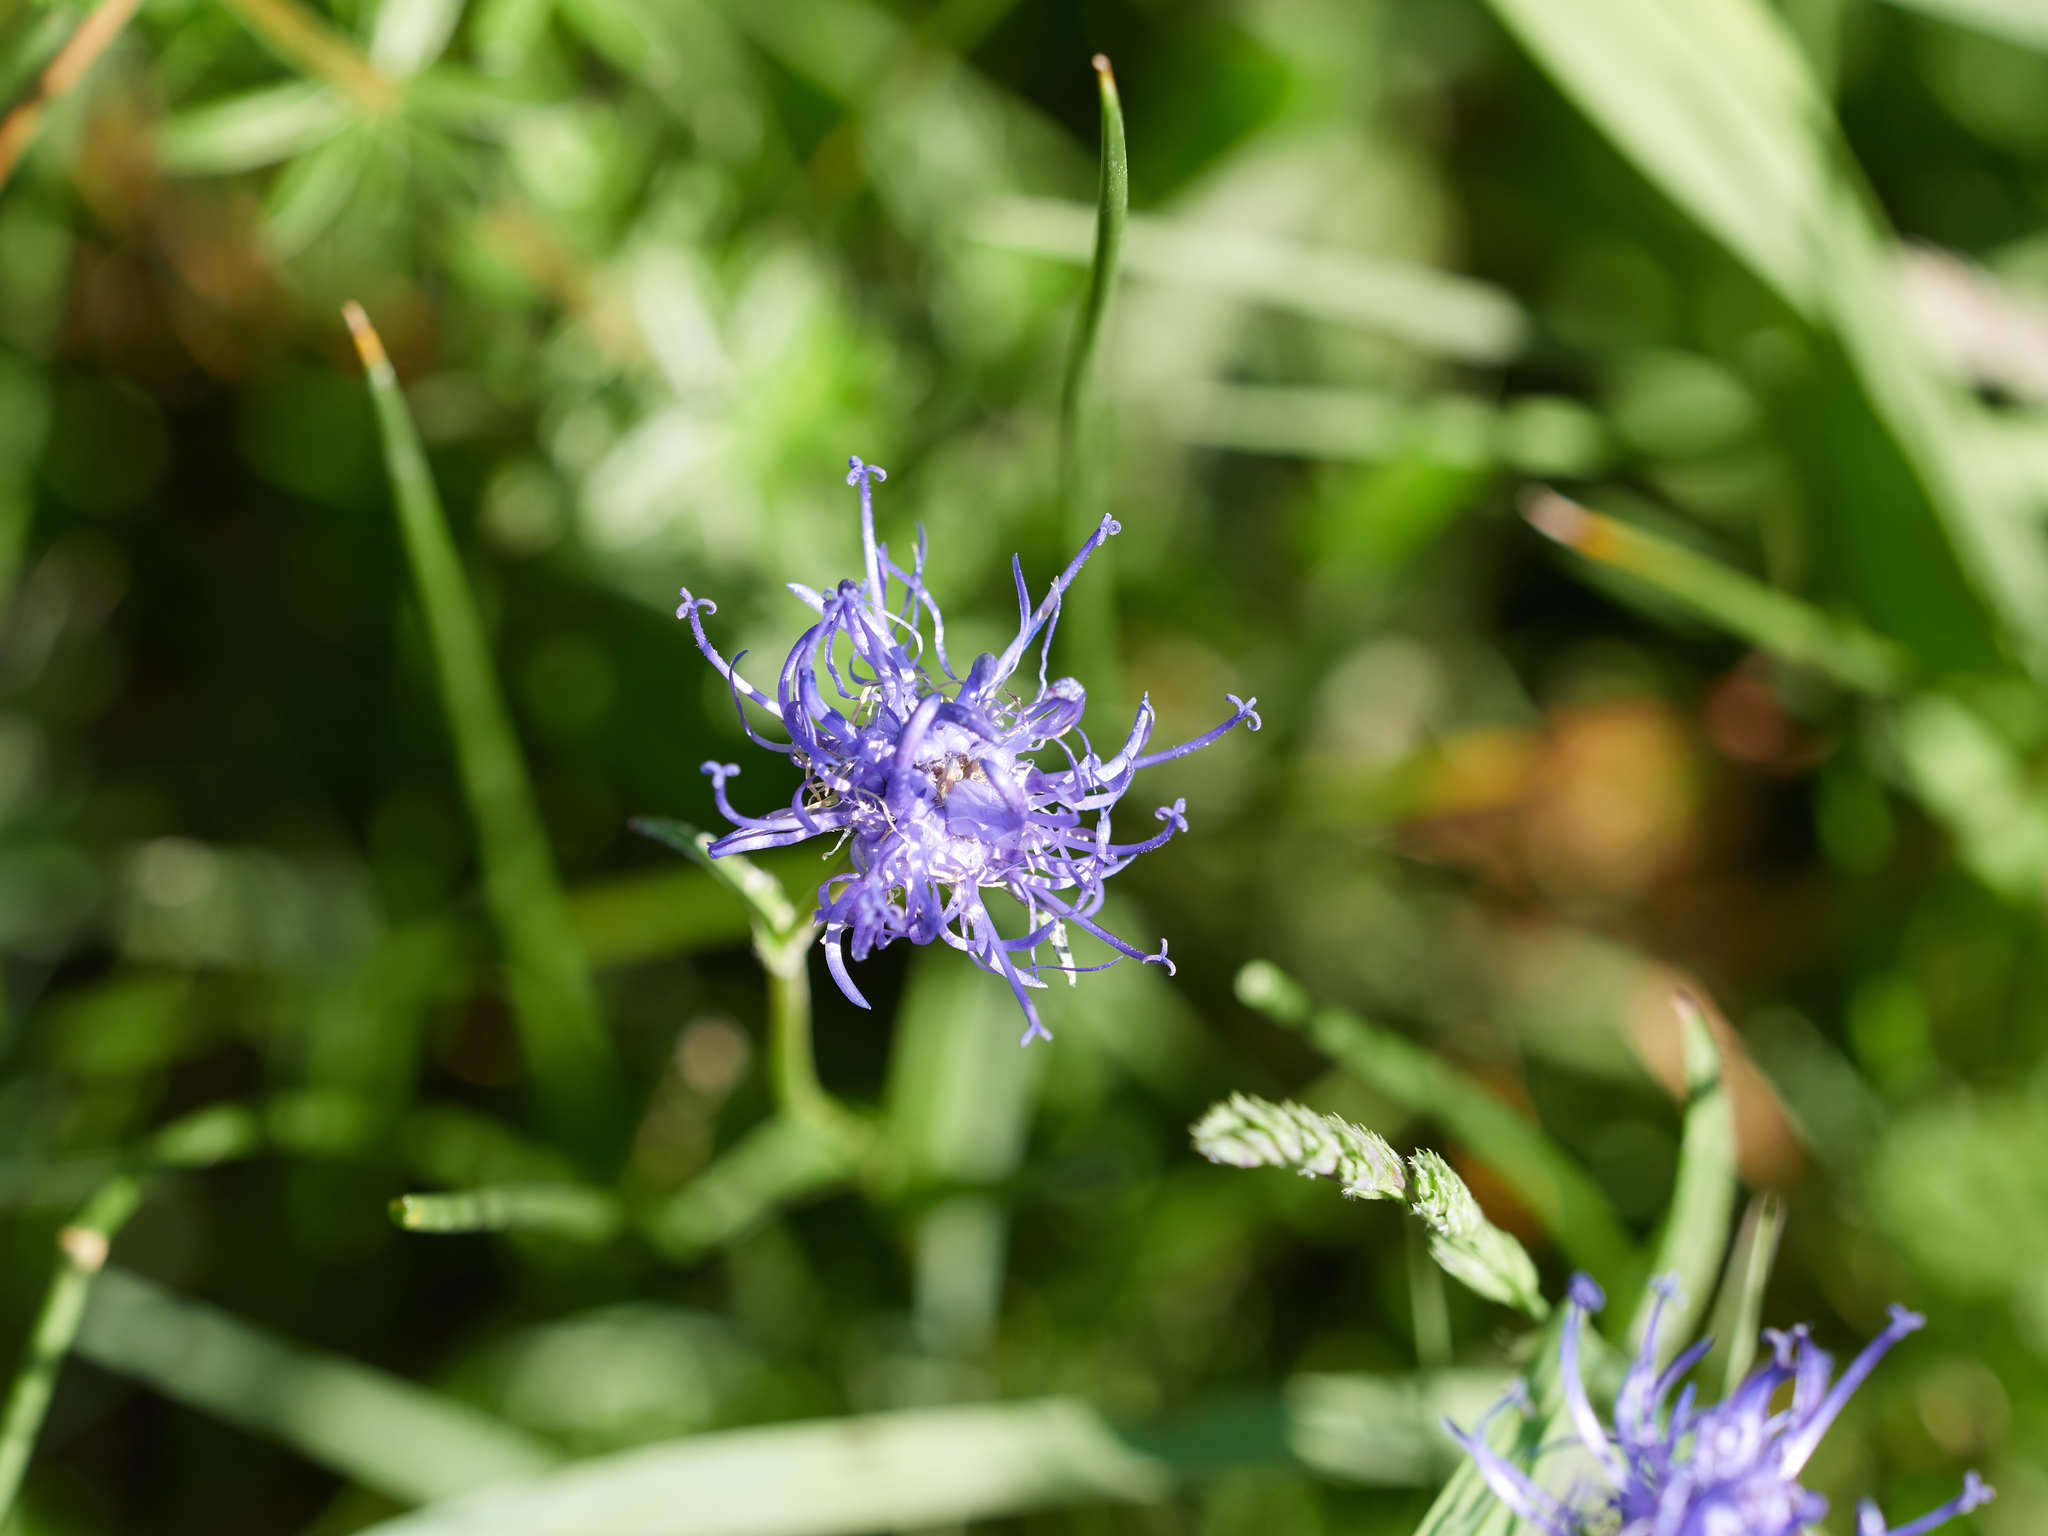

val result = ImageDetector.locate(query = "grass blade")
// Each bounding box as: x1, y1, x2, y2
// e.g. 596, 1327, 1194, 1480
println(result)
0, 1175, 144, 1521
1522, 488, 1913, 694
1625, 993, 1737, 1357
344, 1367, 1507, 1536
347, 304, 619, 1158
391, 1184, 625, 1242
1410, 1306, 1570, 1536
1705, 1192, 1786, 1397
636, 1116, 852, 1262
1235, 961, 1637, 1287
75, 1267, 560, 1503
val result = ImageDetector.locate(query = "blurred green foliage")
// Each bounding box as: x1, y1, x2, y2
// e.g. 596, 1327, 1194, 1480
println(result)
0, 0, 2040, 1529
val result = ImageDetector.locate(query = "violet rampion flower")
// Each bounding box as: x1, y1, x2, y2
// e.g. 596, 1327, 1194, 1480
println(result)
1445, 1274, 1993, 1536
674, 456, 1259, 1045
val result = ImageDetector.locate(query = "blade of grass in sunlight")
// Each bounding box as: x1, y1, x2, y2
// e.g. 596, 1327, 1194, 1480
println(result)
1522, 488, 1913, 694
345, 1367, 1508, 1536
1882, 0, 2048, 49
1055, 54, 1127, 716
1704, 1193, 1786, 1397
1235, 960, 1637, 1287
0, 1175, 143, 1522
973, 199, 1530, 364
347, 303, 619, 1158
391, 1183, 625, 1242
1481, 0, 2048, 676
76, 1267, 560, 1503
1625, 993, 1736, 1359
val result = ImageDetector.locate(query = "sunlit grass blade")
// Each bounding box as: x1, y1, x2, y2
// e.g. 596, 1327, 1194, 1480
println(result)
1056, 53, 1127, 711
973, 198, 1530, 364
392, 1183, 625, 1242
1625, 992, 1736, 1358
1704, 1192, 1786, 1397
1235, 961, 1636, 1287
346, 1366, 1509, 1536
1882, 0, 2048, 49
1523, 488, 1913, 694
76, 1267, 560, 1503
0, 1174, 144, 1522
347, 303, 618, 1158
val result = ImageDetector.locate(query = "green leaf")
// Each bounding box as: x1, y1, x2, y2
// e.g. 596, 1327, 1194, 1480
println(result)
1234, 961, 1637, 1288
155, 80, 351, 175
75, 1268, 560, 1504
636, 1116, 851, 1262
1410, 1306, 1571, 1536
1625, 993, 1736, 1358
973, 197, 1530, 364
348, 304, 618, 1158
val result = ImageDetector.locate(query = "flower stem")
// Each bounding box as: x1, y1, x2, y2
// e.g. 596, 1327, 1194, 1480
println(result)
1057, 53, 1127, 709
766, 939, 833, 1134
0, 1174, 146, 1521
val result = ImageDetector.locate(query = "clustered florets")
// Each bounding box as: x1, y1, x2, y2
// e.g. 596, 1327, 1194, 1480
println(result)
1446, 1273, 1993, 1536
676, 456, 1258, 1045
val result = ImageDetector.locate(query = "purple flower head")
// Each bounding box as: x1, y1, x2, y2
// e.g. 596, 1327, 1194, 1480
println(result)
1445, 1273, 1994, 1536
674, 456, 1259, 1045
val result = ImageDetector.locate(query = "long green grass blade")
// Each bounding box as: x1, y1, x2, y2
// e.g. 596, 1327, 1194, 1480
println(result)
75, 1267, 560, 1503
345, 1366, 1506, 1536
1235, 961, 1636, 1287
1625, 993, 1736, 1357
0, 1174, 144, 1521
1522, 488, 1913, 694
392, 1183, 625, 1241
347, 304, 618, 1157
1705, 1192, 1786, 1397
974, 199, 1529, 364
1410, 1307, 1569, 1536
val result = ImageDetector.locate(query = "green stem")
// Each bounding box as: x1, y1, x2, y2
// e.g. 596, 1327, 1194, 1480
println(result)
766, 938, 833, 1135
1056, 54, 1127, 710
0, 1174, 146, 1520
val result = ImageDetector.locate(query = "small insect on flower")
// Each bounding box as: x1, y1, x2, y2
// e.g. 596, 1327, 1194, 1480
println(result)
674, 456, 1259, 1045
1445, 1274, 1994, 1536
